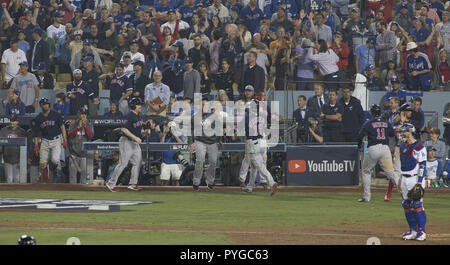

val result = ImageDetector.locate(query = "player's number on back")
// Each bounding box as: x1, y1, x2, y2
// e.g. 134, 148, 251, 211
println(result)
376, 128, 386, 140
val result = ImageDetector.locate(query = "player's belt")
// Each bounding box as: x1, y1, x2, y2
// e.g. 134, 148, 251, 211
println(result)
43, 136, 60, 141
402, 174, 417, 178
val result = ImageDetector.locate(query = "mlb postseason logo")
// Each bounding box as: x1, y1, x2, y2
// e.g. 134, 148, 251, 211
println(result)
0, 198, 159, 212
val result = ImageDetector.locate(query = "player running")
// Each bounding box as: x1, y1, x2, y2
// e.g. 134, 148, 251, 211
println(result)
398, 123, 427, 241
106, 97, 148, 192
33, 98, 67, 183
357, 104, 401, 202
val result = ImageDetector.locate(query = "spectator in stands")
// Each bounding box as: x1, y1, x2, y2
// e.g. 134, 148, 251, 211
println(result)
47, 11, 66, 43
239, 0, 264, 35
307, 39, 340, 91
95, 8, 116, 60
274, 46, 291, 91
271, 3, 294, 35
81, 56, 100, 115
330, 31, 350, 82
294, 38, 314, 91
307, 83, 328, 120
104, 100, 123, 118
239, 50, 265, 93
214, 58, 235, 101
437, 48, 450, 86
5, 90, 26, 116
355, 38, 375, 74
68, 108, 94, 184
342, 7, 368, 51
121, 53, 135, 77
320, 88, 344, 142
6, 61, 39, 113
0, 115, 27, 183
376, 21, 398, 71
322, 1, 341, 33
365, 64, 384, 91
70, 39, 104, 73
145, 70, 170, 116
130, 60, 151, 102
313, 12, 333, 46
28, 27, 50, 73
383, 96, 401, 126
160, 121, 185, 186
55, 25, 75, 73
67, 30, 83, 60
425, 128, 446, 160
17, 30, 30, 54
395, 3, 412, 32
188, 33, 211, 69
101, 63, 133, 113
418, 5, 435, 31
435, 11, 450, 54
34, 62, 54, 90
1, 39, 28, 88
409, 17, 433, 54
380, 60, 398, 87
207, 0, 230, 23
206, 15, 223, 41
53, 92, 70, 116
406, 42, 432, 91
182, 56, 201, 103
339, 87, 364, 142
66, 69, 95, 115
198, 61, 213, 98
331, 0, 349, 22
443, 109, 450, 146
113, 34, 129, 65
122, 39, 145, 63
417, 0, 440, 25
209, 30, 222, 75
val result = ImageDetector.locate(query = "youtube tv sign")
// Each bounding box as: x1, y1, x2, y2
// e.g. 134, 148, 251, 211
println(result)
285, 145, 359, 186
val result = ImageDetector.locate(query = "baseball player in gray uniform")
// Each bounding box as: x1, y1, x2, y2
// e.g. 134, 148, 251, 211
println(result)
357, 104, 401, 202
240, 85, 278, 196
106, 97, 148, 192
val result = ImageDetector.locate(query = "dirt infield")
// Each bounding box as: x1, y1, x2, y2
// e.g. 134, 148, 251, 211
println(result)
1, 183, 450, 194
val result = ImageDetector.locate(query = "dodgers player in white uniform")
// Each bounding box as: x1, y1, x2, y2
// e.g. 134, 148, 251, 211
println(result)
398, 123, 428, 241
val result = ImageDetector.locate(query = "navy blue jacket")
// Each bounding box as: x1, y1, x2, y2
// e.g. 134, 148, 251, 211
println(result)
339, 96, 364, 134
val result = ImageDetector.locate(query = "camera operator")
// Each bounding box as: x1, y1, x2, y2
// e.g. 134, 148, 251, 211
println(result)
67, 108, 94, 184
305, 117, 324, 143
160, 121, 185, 186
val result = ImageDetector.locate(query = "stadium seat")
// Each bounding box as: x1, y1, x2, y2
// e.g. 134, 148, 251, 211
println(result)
56, 82, 68, 90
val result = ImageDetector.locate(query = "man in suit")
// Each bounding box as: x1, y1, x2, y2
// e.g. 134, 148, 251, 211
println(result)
28, 27, 50, 73
294, 95, 313, 143
306, 83, 328, 120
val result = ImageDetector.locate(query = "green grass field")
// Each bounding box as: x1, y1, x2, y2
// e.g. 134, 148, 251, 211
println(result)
0, 188, 449, 245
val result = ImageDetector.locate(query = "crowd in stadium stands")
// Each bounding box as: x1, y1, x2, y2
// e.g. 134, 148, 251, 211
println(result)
0, 0, 449, 185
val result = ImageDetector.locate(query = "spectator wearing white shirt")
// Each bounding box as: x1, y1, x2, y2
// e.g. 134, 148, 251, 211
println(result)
161, 10, 190, 34
121, 40, 145, 63
47, 12, 66, 43
1, 39, 28, 87
145, 70, 170, 116
307, 39, 340, 91
121, 53, 135, 77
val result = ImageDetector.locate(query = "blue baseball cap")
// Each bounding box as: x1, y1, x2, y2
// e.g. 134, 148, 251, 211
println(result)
184, 57, 193, 64
83, 39, 91, 45
136, 6, 144, 11
130, 39, 139, 44
230, 6, 240, 13
426, 146, 436, 151
352, 7, 360, 13
366, 64, 375, 71
168, 9, 176, 14
9, 114, 19, 121
367, 37, 376, 45
323, 0, 331, 4
152, 42, 161, 49
82, 56, 94, 62
19, 61, 28, 67
400, 3, 408, 9
174, 59, 183, 70
291, 13, 300, 19
123, 52, 132, 58
172, 41, 184, 47
32, 27, 43, 36
13, 89, 20, 95
37, 62, 46, 70
390, 76, 400, 83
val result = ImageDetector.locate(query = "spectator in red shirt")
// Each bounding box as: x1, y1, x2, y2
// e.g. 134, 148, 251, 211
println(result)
437, 48, 450, 86
330, 31, 350, 82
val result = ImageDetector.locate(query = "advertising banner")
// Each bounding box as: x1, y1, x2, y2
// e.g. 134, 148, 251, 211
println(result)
286, 145, 360, 186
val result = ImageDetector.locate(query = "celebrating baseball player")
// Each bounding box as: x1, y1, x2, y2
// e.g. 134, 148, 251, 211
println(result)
33, 98, 68, 183
106, 97, 148, 192
398, 123, 427, 241
357, 104, 401, 202
240, 85, 278, 196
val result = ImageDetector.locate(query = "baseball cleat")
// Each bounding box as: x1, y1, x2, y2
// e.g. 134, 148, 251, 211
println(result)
193, 185, 199, 192
106, 183, 118, 192
415, 231, 426, 241
240, 181, 247, 191
207, 184, 215, 191
244, 188, 253, 193
127, 184, 141, 191
270, 183, 278, 196
402, 230, 417, 240
357, 198, 369, 203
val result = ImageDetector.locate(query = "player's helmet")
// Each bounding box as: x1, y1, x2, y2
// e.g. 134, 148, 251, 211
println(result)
128, 97, 144, 110
18, 235, 36, 245
370, 104, 381, 118
39, 97, 50, 106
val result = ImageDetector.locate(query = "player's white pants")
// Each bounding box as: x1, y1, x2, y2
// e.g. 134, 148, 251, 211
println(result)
401, 174, 425, 202
5, 163, 20, 183
239, 143, 268, 185
244, 139, 275, 192
69, 156, 87, 184
108, 136, 142, 188
160, 163, 183, 181
40, 136, 62, 166
361, 144, 400, 201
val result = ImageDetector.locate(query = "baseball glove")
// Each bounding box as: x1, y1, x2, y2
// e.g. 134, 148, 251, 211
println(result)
407, 184, 425, 201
